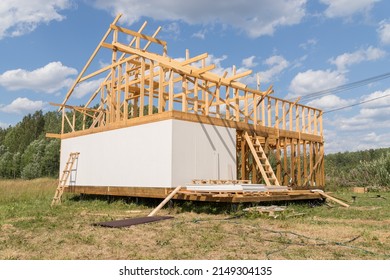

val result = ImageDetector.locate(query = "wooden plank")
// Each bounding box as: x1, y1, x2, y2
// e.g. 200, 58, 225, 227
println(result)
297, 140, 301, 186
143, 26, 162, 50
124, 62, 129, 119
181, 52, 208, 65
320, 143, 325, 186
283, 137, 288, 185
110, 24, 167, 46
290, 138, 295, 185
46, 133, 62, 139
276, 138, 281, 183
59, 110, 324, 146
282, 102, 286, 130
226, 69, 252, 81
274, 100, 279, 128
295, 104, 300, 132
149, 60, 154, 115
194, 78, 199, 113
158, 66, 164, 113
139, 58, 145, 117
66, 185, 322, 203
313, 191, 350, 208
252, 92, 257, 127
303, 140, 307, 185
182, 75, 188, 112
148, 185, 182, 216
168, 70, 174, 111
267, 97, 272, 127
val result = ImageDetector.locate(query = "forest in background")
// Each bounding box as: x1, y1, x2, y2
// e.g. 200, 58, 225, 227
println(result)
1, 109, 390, 188
0, 111, 61, 179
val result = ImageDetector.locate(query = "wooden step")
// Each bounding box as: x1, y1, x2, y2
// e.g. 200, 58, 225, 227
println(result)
244, 132, 280, 186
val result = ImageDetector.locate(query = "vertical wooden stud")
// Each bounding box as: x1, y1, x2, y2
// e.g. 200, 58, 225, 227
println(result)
140, 58, 145, 117
149, 60, 154, 115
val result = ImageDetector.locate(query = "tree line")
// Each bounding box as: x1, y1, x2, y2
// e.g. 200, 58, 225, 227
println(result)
0, 110, 61, 179
326, 147, 390, 189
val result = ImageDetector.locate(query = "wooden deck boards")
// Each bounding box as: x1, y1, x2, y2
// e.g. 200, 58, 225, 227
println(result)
66, 185, 323, 203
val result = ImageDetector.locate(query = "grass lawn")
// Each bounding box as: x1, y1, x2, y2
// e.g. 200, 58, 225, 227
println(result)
0, 178, 389, 260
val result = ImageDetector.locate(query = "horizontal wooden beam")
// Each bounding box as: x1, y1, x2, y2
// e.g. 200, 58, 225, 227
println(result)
58, 110, 323, 144
110, 24, 167, 46
45, 133, 62, 139
181, 53, 208, 65
50, 102, 101, 113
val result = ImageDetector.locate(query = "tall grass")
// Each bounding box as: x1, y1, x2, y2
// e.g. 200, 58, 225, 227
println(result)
0, 178, 56, 204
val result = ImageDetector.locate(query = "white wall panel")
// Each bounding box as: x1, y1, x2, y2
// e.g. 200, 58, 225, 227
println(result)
60, 119, 236, 188
60, 120, 173, 187
171, 120, 236, 186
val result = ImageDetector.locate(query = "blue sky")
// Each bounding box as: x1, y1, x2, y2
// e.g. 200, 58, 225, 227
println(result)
1, 0, 390, 153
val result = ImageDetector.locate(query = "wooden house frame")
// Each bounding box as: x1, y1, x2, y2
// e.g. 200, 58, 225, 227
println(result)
48, 15, 325, 203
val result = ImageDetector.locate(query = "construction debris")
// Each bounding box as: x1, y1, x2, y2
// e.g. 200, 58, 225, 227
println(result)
311, 190, 350, 208
93, 216, 173, 228
243, 205, 287, 217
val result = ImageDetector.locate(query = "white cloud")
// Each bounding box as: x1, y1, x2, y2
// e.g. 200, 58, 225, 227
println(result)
90, 0, 307, 38
288, 69, 346, 97
98, 60, 110, 69
324, 129, 390, 153
329, 46, 386, 72
0, 122, 9, 128
378, 20, 390, 45
163, 22, 180, 39
360, 132, 390, 147
242, 56, 258, 68
326, 88, 390, 133
335, 108, 390, 131
299, 38, 317, 50
0, 97, 45, 114
72, 78, 105, 99
320, 0, 380, 18
324, 91, 390, 152
192, 29, 207, 40
0, 61, 77, 94
360, 89, 390, 108
306, 95, 355, 110
0, 0, 72, 39
257, 55, 289, 83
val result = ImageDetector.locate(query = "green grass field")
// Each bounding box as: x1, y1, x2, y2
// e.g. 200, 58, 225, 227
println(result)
0, 178, 389, 260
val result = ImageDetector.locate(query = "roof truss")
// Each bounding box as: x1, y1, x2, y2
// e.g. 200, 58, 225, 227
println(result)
55, 14, 323, 139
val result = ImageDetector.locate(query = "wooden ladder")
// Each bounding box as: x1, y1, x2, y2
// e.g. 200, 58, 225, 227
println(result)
244, 132, 280, 186
51, 152, 80, 206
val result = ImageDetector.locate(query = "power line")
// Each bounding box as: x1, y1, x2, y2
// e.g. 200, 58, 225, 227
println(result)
323, 92, 390, 114
297, 71, 390, 102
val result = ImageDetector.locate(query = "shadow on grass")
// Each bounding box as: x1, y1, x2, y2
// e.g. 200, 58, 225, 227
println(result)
69, 193, 325, 215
